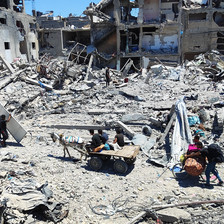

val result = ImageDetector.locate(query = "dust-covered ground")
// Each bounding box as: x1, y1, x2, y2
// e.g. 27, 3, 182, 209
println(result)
1, 52, 224, 223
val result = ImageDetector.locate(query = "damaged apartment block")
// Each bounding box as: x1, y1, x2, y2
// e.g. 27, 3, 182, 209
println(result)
0, 0, 39, 63
37, 13, 91, 59
83, 0, 224, 70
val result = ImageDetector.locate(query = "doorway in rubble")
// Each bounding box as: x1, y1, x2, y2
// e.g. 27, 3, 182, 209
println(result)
20, 40, 28, 60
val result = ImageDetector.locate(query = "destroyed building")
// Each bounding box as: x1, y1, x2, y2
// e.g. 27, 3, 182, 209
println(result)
37, 13, 91, 57
83, 0, 224, 69
0, 0, 39, 63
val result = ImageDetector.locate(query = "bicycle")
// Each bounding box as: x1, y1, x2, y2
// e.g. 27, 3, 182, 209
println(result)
171, 162, 217, 182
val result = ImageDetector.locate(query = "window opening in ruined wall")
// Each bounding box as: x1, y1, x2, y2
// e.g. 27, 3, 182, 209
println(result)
0, 18, 7, 24
0, 0, 9, 9
189, 13, 207, 20
4, 42, 10, 49
20, 40, 27, 54
16, 20, 26, 35
213, 12, 224, 26
217, 32, 224, 52
32, 42, 36, 49
13, 0, 24, 13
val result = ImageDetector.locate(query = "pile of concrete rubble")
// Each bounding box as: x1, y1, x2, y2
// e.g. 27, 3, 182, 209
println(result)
0, 50, 224, 223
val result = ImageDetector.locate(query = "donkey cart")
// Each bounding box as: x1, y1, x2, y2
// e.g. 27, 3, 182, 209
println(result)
88, 145, 140, 174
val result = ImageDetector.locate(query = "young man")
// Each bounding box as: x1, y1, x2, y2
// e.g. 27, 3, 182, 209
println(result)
88, 129, 101, 151
0, 114, 11, 147
113, 128, 124, 147
98, 129, 109, 144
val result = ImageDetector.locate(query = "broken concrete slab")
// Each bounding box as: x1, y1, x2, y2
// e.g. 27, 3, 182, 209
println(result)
0, 56, 15, 74
121, 114, 146, 123
0, 102, 27, 143
88, 109, 126, 115
157, 208, 191, 223
24, 78, 53, 91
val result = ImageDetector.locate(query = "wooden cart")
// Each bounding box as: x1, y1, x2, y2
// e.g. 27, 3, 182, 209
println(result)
88, 145, 140, 174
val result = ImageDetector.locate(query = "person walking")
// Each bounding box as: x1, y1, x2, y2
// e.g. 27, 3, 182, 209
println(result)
105, 67, 111, 87
0, 114, 11, 147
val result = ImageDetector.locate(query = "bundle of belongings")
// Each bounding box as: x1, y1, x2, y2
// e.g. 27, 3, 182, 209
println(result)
184, 144, 205, 176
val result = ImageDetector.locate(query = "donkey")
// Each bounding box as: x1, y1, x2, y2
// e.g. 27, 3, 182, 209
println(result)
50, 132, 87, 161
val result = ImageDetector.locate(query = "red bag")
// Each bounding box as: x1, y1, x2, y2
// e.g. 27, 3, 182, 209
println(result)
184, 157, 205, 176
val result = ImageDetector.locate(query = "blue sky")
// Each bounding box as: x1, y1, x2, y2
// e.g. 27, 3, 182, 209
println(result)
25, 0, 101, 17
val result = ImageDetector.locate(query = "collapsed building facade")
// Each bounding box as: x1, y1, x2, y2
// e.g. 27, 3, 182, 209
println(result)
83, 0, 224, 69
37, 14, 91, 58
0, 0, 39, 63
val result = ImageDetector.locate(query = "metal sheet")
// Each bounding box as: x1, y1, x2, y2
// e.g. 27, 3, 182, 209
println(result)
0, 103, 27, 143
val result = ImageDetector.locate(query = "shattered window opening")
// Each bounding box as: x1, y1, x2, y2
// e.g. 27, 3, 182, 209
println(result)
0, 18, 7, 24
0, 0, 9, 9
20, 40, 27, 54
213, 12, 224, 26
189, 13, 207, 20
13, 0, 24, 13
32, 42, 36, 49
4, 42, 10, 50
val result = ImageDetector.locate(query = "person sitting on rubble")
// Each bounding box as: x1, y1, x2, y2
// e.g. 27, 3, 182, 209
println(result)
110, 128, 125, 151
0, 114, 11, 147
86, 129, 104, 152
98, 129, 110, 150
98, 129, 109, 144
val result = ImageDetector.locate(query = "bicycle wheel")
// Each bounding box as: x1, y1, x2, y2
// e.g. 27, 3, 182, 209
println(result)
172, 162, 189, 180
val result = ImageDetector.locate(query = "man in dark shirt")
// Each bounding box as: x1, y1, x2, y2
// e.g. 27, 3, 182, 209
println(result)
113, 128, 124, 147
0, 114, 11, 147
98, 129, 109, 144
89, 129, 101, 149
200, 145, 223, 186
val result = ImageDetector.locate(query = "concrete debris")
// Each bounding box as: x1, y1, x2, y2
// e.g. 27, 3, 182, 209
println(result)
1, 17, 224, 222
156, 207, 191, 222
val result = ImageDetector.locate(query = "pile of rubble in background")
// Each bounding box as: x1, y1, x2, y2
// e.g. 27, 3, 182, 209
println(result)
0, 50, 224, 223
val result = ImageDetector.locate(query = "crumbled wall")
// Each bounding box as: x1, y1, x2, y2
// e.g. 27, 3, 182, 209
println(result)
0, 0, 39, 63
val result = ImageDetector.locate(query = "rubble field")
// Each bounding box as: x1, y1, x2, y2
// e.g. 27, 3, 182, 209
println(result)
0, 51, 224, 224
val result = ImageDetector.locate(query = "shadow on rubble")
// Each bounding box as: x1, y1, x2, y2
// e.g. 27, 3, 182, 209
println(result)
175, 175, 205, 188
6, 141, 24, 147
81, 159, 135, 176
47, 154, 80, 163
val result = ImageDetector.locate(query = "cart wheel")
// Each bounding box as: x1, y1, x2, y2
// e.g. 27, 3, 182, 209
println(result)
124, 157, 136, 165
113, 160, 128, 174
89, 157, 103, 171
172, 162, 189, 180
